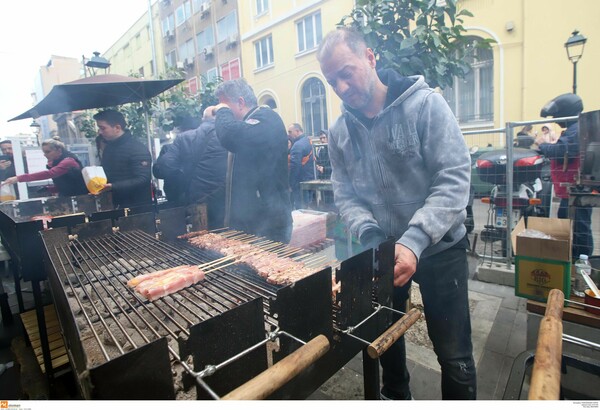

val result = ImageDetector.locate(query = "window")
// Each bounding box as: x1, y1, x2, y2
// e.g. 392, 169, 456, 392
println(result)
296, 12, 322, 53
175, 1, 192, 27
301, 78, 328, 136
192, 0, 206, 13
443, 37, 494, 124
138, 66, 145, 77
256, 0, 269, 15
179, 39, 195, 62
254, 36, 273, 69
188, 77, 198, 95
221, 59, 240, 81
205, 67, 218, 85
196, 28, 215, 51
217, 11, 238, 42
161, 14, 175, 36
165, 50, 177, 69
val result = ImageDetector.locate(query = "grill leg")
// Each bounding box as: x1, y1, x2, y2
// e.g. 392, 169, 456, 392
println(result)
32, 280, 56, 396
10, 260, 25, 313
0, 279, 12, 326
362, 349, 380, 400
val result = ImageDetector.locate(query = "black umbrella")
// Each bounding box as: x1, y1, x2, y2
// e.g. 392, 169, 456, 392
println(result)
9, 74, 184, 121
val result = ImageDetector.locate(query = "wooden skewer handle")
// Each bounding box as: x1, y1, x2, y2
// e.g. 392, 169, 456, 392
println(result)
528, 316, 563, 400
367, 308, 421, 359
222, 334, 330, 400
544, 288, 564, 320
528, 289, 565, 400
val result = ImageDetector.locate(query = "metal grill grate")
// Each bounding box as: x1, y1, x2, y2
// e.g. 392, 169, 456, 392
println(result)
51, 229, 285, 368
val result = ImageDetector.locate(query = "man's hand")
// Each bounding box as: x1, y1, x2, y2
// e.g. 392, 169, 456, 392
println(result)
393, 244, 417, 287
316, 165, 324, 174
97, 183, 112, 194
0, 160, 12, 170
212, 103, 230, 116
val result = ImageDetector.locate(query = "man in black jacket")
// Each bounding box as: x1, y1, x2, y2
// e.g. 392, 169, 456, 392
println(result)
153, 108, 227, 228
212, 78, 292, 243
94, 110, 152, 208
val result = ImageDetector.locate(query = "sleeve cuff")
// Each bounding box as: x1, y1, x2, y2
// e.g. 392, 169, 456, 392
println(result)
397, 226, 432, 261
358, 222, 382, 238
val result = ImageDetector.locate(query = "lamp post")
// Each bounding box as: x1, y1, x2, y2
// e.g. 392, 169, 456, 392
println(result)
564, 30, 587, 95
83, 51, 111, 77
30, 120, 41, 146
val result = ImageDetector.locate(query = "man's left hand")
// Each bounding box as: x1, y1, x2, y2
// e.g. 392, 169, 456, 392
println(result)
97, 183, 112, 194
393, 244, 417, 287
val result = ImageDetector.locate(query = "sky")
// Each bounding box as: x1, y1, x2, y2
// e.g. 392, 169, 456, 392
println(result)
0, 0, 152, 138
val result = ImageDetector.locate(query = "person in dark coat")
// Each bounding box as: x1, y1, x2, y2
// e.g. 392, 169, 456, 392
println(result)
153, 108, 227, 229
0, 140, 16, 183
287, 123, 315, 209
315, 130, 332, 180
535, 93, 592, 258
93, 110, 152, 208
212, 78, 292, 243
1, 139, 88, 197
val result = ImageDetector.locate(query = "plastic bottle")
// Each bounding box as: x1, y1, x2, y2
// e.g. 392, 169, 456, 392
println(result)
573, 254, 591, 297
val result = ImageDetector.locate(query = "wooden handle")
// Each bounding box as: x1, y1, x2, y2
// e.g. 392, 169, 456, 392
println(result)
528, 289, 564, 400
544, 289, 564, 320
367, 308, 421, 359
222, 334, 330, 400
528, 316, 563, 400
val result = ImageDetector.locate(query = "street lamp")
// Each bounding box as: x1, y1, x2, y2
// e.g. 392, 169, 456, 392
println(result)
564, 30, 587, 94
30, 120, 41, 146
83, 51, 111, 77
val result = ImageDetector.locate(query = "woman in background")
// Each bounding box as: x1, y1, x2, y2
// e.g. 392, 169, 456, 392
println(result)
2, 139, 88, 197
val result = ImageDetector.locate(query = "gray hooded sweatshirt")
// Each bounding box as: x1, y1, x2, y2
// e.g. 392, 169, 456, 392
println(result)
328, 71, 470, 260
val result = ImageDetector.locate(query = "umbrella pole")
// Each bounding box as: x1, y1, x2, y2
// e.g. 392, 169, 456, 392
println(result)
143, 100, 160, 203
143, 101, 154, 160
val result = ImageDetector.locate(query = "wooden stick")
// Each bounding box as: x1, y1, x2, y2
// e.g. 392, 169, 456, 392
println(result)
367, 308, 421, 359
528, 289, 564, 400
222, 335, 330, 400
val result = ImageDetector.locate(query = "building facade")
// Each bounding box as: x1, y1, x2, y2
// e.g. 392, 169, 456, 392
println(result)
238, 0, 354, 137
237, 0, 599, 139
453, 0, 599, 132
33, 55, 82, 142
103, 1, 166, 79
157, 0, 242, 93
96, 0, 600, 140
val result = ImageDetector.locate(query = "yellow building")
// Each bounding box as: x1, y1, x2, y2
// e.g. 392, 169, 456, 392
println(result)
104, 1, 166, 79
237, 0, 599, 138
238, 0, 355, 137
459, 0, 599, 127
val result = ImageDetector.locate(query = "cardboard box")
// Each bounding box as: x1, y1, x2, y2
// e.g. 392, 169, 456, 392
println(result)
511, 217, 572, 302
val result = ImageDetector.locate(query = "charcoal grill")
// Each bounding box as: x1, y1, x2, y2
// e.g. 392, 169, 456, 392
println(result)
0, 192, 118, 391
39, 214, 416, 399
0, 193, 206, 394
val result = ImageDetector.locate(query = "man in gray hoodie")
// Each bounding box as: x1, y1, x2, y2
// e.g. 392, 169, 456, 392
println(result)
318, 27, 475, 400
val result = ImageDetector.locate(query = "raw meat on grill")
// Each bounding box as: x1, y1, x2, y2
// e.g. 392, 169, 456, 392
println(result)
127, 265, 205, 301
181, 231, 317, 285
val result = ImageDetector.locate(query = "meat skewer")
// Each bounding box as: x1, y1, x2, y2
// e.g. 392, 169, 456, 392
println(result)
182, 230, 321, 286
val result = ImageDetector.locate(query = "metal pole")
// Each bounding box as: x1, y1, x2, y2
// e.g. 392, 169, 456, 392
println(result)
505, 123, 514, 270
572, 60, 578, 95
147, 0, 158, 78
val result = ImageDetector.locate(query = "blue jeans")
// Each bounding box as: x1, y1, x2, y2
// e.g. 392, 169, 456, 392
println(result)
380, 237, 477, 399
558, 198, 593, 258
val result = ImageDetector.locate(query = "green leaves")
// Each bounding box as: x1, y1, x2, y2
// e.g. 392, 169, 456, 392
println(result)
341, 0, 493, 89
